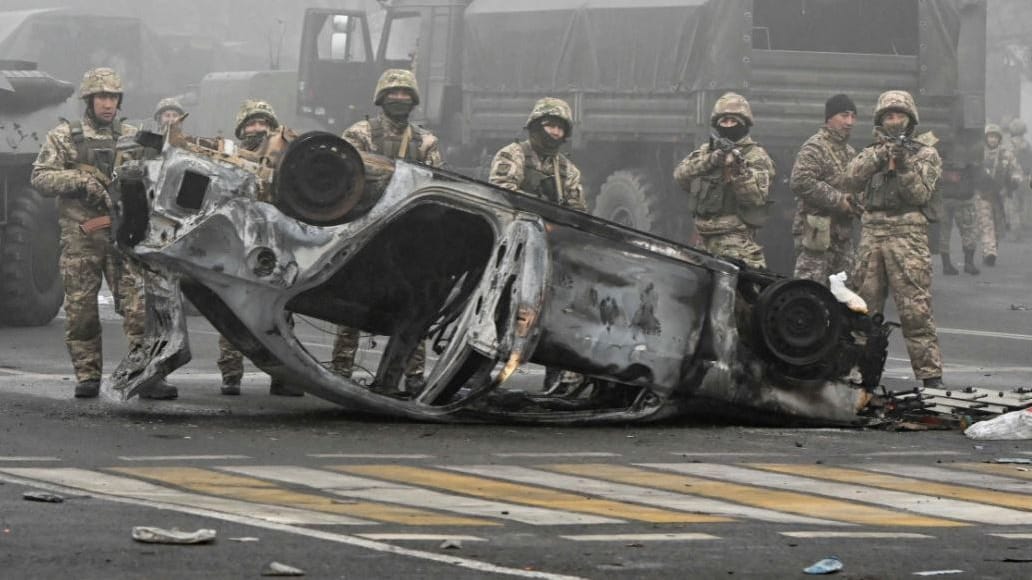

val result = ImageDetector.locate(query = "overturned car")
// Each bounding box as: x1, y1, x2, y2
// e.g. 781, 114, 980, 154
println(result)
108, 125, 892, 425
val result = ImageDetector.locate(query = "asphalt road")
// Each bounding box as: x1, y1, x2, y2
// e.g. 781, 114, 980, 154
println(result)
0, 235, 1030, 579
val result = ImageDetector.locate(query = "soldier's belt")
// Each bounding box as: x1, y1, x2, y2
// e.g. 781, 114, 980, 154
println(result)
79, 216, 112, 235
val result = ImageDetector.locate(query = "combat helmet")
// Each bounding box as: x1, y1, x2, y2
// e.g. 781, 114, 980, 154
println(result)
79, 67, 123, 100
373, 69, 421, 106
234, 99, 280, 139
710, 92, 753, 127
525, 97, 574, 135
985, 123, 1004, 140
874, 90, 919, 126
1009, 118, 1026, 137
153, 97, 185, 122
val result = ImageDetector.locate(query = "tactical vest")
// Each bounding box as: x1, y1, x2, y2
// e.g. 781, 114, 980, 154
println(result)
863, 168, 940, 222
694, 172, 738, 219
369, 116, 424, 163
518, 141, 561, 203
66, 118, 123, 179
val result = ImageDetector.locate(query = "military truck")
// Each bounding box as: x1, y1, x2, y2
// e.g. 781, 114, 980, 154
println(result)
298, 0, 987, 274
0, 60, 73, 325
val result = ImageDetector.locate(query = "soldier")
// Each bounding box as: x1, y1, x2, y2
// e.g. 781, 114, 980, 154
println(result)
1007, 118, 1032, 232
217, 99, 304, 397
980, 124, 1022, 265
488, 97, 587, 211
330, 69, 442, 391
30, 68, 177, 399
489, 97, 586, 392
790, 93, 860, 284
153, 97, 185, 131
674, 92, 775, 269
846, 90, 944, 389
937, 140, 985, 276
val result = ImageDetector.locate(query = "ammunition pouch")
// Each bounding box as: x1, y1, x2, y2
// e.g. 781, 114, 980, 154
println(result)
801, 214, 832, 252
694, 176, 735, 218
79, 215, 112, 235
863, 171, 904, 212
522, 164, 559, 203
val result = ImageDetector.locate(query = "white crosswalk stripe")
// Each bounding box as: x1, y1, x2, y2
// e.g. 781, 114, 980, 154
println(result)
223, 466, 623, 525
447, 465, 842, 525
643, 463, 1032, 525
860, 463, 1032, 493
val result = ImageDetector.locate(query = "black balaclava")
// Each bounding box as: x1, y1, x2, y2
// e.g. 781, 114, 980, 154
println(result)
715, 116, 749, 142
528, 118, 565, 156
382, 93, 415, 123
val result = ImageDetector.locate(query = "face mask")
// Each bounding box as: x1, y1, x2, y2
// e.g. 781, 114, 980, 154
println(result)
241, 132, 266, 151
716, 123, 749, 142
382, 100, 414, 122
529, 126, 563, 156
880, 117, 909, 138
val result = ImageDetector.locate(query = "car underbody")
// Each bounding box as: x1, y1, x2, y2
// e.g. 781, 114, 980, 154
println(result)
106, 125, 893, 425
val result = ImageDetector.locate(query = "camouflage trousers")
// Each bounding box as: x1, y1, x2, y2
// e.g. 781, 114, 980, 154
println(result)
1003, 190, 1023, 238
59, 221, 145, 383
792, 236, 854, 286
700, 231, 766, 269
975, 195, 998, 257
332, 325, 425, 378
217, 334, 244, 384
851, 225, 943, 380
938, 197, 978, 254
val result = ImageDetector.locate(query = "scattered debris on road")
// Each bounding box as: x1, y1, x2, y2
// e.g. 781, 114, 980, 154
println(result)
228, 537, 260, 542
989, 457, 1032, 465
803, 557, 843, 575
965, 408, 1032, 440
131, 526, 217, 545
261, 561, 306, 576
22, 491, 64, 503
912, 570, 964, 576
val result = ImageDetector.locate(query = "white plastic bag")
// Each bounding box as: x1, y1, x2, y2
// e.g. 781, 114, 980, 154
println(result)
964, 408, 1032, 440
828, 272, 868, 314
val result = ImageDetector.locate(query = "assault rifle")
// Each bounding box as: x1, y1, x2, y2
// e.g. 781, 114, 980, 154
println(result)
879, 133, 920, 172
709, 132, 744, 166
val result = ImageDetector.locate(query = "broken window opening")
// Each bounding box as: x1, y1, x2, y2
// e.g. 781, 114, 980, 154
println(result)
175, 171, 210, 211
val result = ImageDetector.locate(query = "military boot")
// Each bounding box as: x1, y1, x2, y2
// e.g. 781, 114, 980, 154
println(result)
140, 379, 178, 400
984, 253, 997, 267
220, 379, 241, 396
963, 249, 980, 275
403, 374, 426, 394
940, 253, 959, 276
74, 379, 101, 399
922, 377, 944, 389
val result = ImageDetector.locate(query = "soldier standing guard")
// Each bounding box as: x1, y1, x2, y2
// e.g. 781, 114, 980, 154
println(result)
217, 99, 304, 397
153, 97, 185, 131
488, 97, 587, 392
674, 92, 775, 269
30, 68, 177, 399
979, 124, 1022, 265
1007, 118, 1032, 233
790, 93, 860, 284
846, 90, 945, 389
330, 69, 442, 391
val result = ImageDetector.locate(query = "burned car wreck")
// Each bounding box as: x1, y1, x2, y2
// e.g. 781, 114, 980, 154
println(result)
107, 125, 893, 425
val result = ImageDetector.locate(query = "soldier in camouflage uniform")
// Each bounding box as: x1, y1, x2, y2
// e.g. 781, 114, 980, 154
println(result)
489, 97, 586, 391
217, 99, 304, 397
979, 124, 1022, 265
674, 92, 775, 269
790, 93, 860, 284
30, 68, 177, 399
937, 139, 985, 276
1008, 118, 1032, 233
331, 70, 442, 391
153, 97, 185, 131
488, 97, 587, 211
846, 90, 944, 388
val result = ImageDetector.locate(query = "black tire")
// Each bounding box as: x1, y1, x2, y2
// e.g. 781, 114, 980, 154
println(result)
591, 169, 662, 234
0, 186, 64, 326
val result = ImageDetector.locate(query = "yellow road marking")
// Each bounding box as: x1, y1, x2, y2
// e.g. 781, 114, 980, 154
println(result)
749, 464, 1032, 512
954, 463, 1032, 482
111, 467, 491, 527
335, 465, 729, 524
547, 464, 963, 527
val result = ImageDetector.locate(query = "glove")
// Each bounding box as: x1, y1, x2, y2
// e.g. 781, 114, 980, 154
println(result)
708, 149, 726, 169
889, 145, 908, 171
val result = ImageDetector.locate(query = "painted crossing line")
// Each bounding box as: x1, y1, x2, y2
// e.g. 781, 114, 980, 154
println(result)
859, 464, 1032, 494
546, 464, 957, 527
224, 466, 622, 525
954, 463, 1032, 482
449, 464, 839, 526
645, 463, 1029, 525
749, 464, 1032, 512
112, 467, 492, 527
335, 465, 729, 524
0, 467, 369, 525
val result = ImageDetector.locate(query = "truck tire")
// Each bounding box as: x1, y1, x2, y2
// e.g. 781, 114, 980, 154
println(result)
0, 187, 64, 326
592, 169, 661, 234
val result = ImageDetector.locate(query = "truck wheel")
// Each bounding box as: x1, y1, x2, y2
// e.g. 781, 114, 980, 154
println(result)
0, 187, 64, 326
592, 170, 661, 234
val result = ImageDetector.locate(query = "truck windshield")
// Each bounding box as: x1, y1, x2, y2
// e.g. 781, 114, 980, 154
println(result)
316, 14, 368, 62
